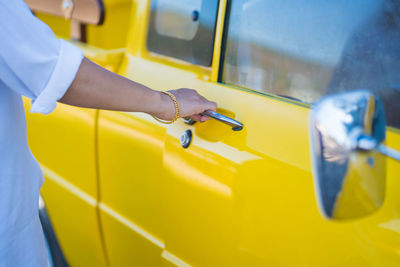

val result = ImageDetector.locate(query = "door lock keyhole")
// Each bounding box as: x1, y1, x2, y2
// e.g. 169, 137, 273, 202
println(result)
180, 130, 192, 149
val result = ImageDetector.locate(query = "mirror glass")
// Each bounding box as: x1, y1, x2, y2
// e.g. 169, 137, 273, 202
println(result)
310, 90, 386, 220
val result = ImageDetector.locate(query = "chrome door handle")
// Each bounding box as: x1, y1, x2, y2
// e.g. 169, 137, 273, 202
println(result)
183, 110, 243, 131
202, 110, 243, 131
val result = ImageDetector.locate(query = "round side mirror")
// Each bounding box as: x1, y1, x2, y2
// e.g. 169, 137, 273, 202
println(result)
310, 90, 387, 220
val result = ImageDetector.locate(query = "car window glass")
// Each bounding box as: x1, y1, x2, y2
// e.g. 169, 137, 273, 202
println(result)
155, 0, 202, 40
147, 0, 219, 66
222, 0, 400, 128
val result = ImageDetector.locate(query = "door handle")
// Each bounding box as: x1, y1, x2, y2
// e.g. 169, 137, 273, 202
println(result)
183, 110, 243, 131
202, 110, 243, 131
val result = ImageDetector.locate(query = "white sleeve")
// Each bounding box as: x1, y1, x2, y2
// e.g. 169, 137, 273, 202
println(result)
0, 0, 83, 114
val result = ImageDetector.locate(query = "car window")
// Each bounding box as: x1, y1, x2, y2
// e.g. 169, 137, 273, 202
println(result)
154, 0, 202, 40
147, 0, 219, 66
221, 0, 400, 128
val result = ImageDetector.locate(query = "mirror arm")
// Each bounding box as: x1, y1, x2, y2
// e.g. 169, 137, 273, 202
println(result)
376, 144, 400, 162
357, 135, 400, 162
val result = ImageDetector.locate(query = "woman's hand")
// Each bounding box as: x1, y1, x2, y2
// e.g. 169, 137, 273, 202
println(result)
154, 89, 217, 122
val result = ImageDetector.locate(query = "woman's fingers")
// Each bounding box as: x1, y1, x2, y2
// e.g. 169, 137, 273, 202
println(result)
168, 88, 217, 119
191, 114, 210, 122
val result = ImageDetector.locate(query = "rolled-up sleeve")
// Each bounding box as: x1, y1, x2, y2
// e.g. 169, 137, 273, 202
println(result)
29, 40, 83, 114
0, 0, 83, 114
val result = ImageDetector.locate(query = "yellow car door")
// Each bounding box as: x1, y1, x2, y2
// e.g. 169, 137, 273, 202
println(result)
118, 0, 400, 266
96, 0, 400, 266
147, 0, 317, 264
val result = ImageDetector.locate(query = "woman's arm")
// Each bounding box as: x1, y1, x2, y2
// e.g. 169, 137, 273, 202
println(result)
60, 58, 217, 121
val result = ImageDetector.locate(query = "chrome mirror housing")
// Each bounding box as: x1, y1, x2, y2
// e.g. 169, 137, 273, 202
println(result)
310, 90, 400, 220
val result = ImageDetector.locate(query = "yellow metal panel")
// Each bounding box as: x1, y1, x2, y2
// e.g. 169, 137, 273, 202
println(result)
97, 111, 167, 265
210, 0, 227, 82
72, 42, 125, 72
41, 166, 107, 267
24, 101, 98, 198
35, 13, 71, 39
23, 99, 107, 267
86, 0, 132, 49
99, 203, 164, 266
125, 0, 149, 56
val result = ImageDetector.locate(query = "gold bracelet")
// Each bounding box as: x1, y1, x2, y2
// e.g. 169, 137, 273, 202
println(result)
152, 91, 180, 124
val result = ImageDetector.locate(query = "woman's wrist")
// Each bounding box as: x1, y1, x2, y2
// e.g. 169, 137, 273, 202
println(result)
148, 90, 176, 120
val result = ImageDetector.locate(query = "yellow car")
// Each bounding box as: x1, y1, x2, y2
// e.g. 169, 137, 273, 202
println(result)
24, 0, 400, 266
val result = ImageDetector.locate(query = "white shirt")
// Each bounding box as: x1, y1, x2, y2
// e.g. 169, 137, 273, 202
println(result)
0, 1, 83, 266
